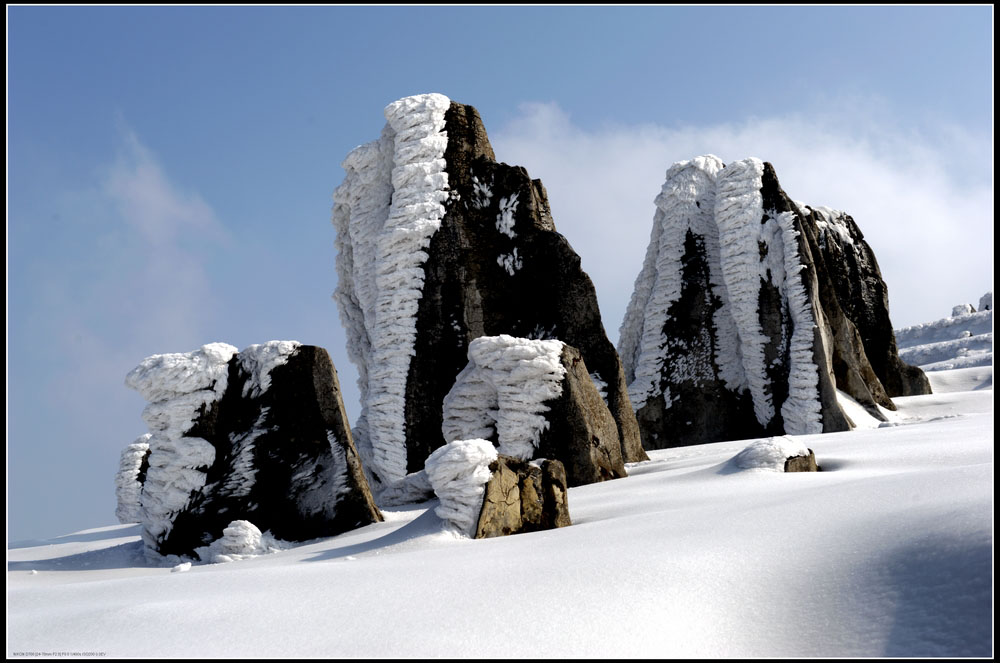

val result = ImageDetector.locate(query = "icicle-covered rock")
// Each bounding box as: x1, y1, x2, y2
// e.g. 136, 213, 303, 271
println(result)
333, 95, 645, 493
620, 156, 927, 449
441, 336, 628, 486
425, 439, 498, 536
125, 342, 382, 559
114, 435, 151, 524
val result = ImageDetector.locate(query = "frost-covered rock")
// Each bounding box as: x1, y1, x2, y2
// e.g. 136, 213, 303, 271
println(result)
125, 342, 381, 559
474, 455, 571, 538
425, 439, 498, 536
732, 437, 817, 472
442, 336, 628, 486
979, 292, 992, 311
333, 94, 646, 493
194, 520, 286, 564
619, 156, 929, 450
114, 435, 151, 524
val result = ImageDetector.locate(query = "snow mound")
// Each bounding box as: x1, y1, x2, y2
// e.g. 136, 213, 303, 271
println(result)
332, 92, 452, 487
194, 520, 287, 564
424, 439, 498, 536
732, 436, 811, 472
114, 435, 151, 524
442, 335, 566, 460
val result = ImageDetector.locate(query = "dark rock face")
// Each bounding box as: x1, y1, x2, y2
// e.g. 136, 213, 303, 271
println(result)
538, 345, 629, 486
127, 343, 382, 559
475, 455, 571, 538
797, 202, 932, 399
620, 156, 927, 450
333, 94, 645, 491
784, 449, 819, 472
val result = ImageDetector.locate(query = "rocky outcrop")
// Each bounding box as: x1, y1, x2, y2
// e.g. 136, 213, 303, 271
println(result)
475, 456, 571, 538
620, 156, 929, 450
784, 450, 819, 473
125, 342, 382, 559
332, 93, 645, 493
442, 336, 628, 487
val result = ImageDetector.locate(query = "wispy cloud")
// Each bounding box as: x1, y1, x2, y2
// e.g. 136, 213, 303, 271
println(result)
491, 102, 993, 334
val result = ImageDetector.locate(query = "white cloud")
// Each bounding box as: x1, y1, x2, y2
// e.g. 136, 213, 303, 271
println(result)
491, 102, 993, 334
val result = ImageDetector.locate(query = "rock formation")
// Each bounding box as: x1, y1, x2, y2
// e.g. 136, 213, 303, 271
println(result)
423, 438, 571, 539
733, 437, 818, 473
475, 456, 571, 538
442, 335, 628, 487
619, 156, 930, 450
125, 341, 382, 559
332, 93, 646, 493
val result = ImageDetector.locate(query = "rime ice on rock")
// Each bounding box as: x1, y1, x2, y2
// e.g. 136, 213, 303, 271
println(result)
441, 336, 629, 487
425, 439, 498, 536
620, 155, 928, 449
115, 435, 151, 524
332, 94, 646, 495
125, 342, 381, 559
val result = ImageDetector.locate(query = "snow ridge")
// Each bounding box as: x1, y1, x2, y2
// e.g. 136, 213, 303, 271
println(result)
115, 435, 151, 524
331, 93, 451, 487
125, 343, 237, 555
424, 439, 498, 536
442, 335, 566, 460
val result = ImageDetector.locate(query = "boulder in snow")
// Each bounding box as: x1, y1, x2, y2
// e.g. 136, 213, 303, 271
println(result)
475, 455, 571, 539
126, 342, 382, 559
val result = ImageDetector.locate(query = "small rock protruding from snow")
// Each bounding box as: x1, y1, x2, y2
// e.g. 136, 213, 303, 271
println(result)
733, 437, 813, 472
425, 439, 498, 536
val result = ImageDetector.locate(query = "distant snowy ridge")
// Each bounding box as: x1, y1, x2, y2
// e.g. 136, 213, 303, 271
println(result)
332, 92, 451, 487
895, 297, 993, 372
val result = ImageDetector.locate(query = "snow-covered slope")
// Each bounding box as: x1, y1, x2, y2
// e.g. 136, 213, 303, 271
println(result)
896, 295, 993, 372
8, 365, 992, 658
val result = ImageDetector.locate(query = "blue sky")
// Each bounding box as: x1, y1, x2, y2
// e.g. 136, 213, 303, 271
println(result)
7, 6, 993, 541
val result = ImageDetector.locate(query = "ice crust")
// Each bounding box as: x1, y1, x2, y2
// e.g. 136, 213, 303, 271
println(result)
442, 335, 567, 461
332, 93, 451, 487
424, 439, 498, 536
